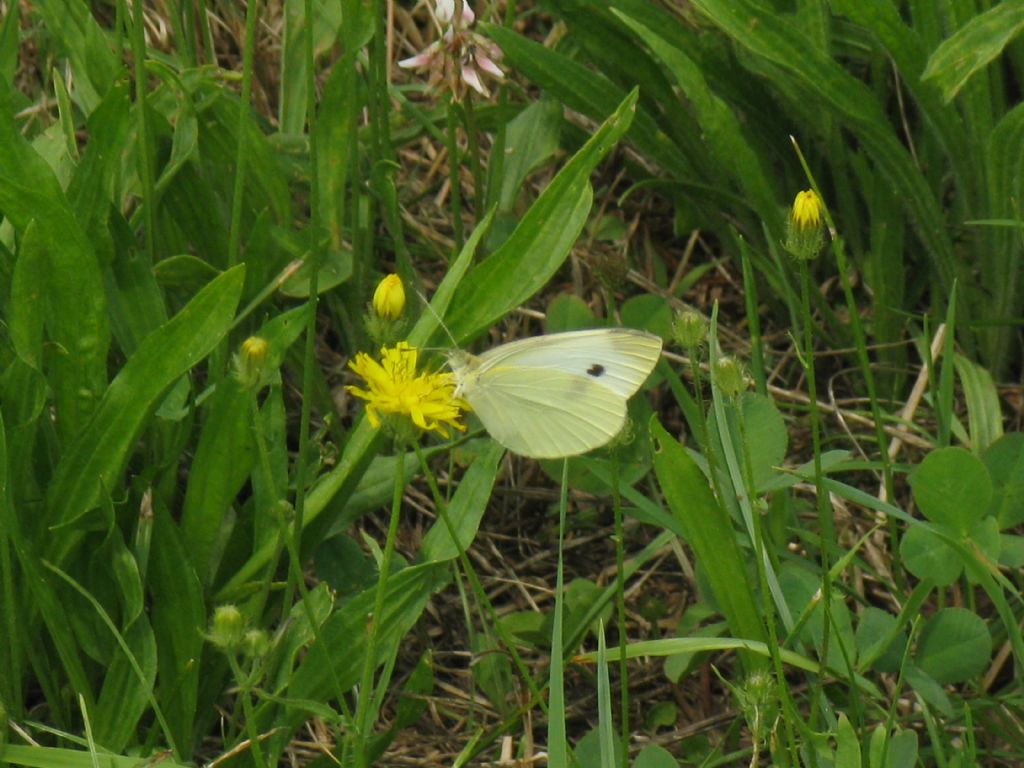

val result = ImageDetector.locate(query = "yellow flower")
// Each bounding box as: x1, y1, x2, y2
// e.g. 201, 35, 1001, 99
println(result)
346, 342, 466, 437
790, 189, 823, 231
372, 274, 406, 320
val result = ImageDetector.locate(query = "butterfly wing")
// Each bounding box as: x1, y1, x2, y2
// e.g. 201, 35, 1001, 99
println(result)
472, 328, 662, 398
459, 365, 629, 458
448, 329, 662, 458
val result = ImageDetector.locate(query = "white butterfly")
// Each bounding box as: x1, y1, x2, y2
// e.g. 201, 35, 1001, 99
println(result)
447, 328, 663, 459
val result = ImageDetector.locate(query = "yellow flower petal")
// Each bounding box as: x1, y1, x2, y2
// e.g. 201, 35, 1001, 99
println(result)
347, 342, 466, 437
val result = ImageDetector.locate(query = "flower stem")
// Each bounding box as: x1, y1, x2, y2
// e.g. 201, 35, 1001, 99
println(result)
355, 449, 406, 767
798, 259, 832, 731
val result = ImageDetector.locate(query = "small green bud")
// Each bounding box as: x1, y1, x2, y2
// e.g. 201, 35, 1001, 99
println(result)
713, 356, 747, 398
209, 605, 245, 650
672, 309, 707, 348
242, 629, 270, 659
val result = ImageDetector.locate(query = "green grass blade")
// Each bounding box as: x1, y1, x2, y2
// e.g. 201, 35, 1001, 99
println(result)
613, 9, 783, 240
481, 25, 690, 178
0, 745, 192, 768
689, 0, 957, 293
43, 562, 171, 757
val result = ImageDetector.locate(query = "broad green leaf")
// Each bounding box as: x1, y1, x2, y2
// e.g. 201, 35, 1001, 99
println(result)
779, 563, 857, 677
909, 446, 992, 532
181, 305, 306, 585
0, 81, 110, 440
494, 97, 562, 213
482, 26, 690, 180
178, 379, 253, 586
855, 606, 906, 674
868, 725, 921, 768
922, 1, 1024, 102
708, 391, 787, 493
999, 534, 1024, 568
545, 294, 598, 333
315, 53, 357, 253
981, 104, 1024, 372
278, 246, 353, 297
213, 417, 382, 602
903, 665, 954, 718
149, 504, 206, 759
572, 727, 623, 768
835, 713, 861, 768
8, 220, 47, 367
419, 441, 503, 562
0, 0, 18, 84
32, 0, 117, 113
443, 90, 638, 341
314, 535, 378, 597
650, 418, 767, 669
900, 525, 962, 586
45, 266, 246, 562
632, 744, 677, 768
954, 354, 1004, 452
94, 617, 157, 753
915, 607, 991, 684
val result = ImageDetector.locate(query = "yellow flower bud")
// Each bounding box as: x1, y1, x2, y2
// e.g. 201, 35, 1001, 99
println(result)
235, 336, 269, 389
790, 190, 822, 231
785, 190, 825, 260
372, 274, 405, 320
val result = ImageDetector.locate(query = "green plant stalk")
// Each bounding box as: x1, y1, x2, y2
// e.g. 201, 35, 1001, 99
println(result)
740, 243, 767, 394
277, 0, 353, 742
412, 444, 545, 709
797, 259, 832, 734
226, 653, 267, 768
246, 391, 288, 629
790, 144, 899, 570
731, 405, 799, 765
547, 460, 570, 768
708, 308, 792, 631
462, 96, 484, 216
371, 0, 391, 158
0, 415, 21, 717
355, 450, 405, 768
130, 0, 156, 264
446, 98, 464, 248
227, 0, 259, 269
610, 460, 629, 768
290, 0, 323, 608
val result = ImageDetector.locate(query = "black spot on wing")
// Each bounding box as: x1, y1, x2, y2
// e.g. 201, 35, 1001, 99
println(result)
587, 363, 605, 377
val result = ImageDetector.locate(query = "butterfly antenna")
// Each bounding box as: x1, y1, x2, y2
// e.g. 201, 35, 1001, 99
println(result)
415, 288, 459, 349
